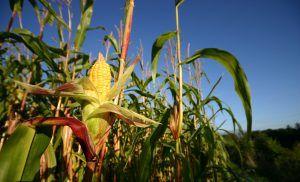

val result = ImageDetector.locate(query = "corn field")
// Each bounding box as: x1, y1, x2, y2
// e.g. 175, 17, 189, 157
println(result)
0, 0, 254, 181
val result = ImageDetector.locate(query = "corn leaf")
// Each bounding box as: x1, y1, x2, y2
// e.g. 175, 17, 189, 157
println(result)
56, 81, 84, 93
74, 0, 94, 50
143, 73, 160, 89
87, 25, 105, 31
56, 77, 98, 94
107, 56, 140, 100
77, 77, 98, 93
133, 89, 155, 99
38, 0, 69, 30
42, 145, 57, 181
87, 103, 159, 127
0, 125, 51, 181
28, 0, 41, 23
42, 11, 55, 26
203, 96, 223, 111
205, 75, 223, 99
138, 109, 171, 182
104, 34, 120, 54
0, 29, 61, 72
181, 48, 252, 136
9, 0, 24, 14
27, 117, 96, 162
222, 107, 243, 134
175, 0, 185, 7
182, 156, 193, 182
15, 80, 99, 105
131, 72, 144, 89
151, 31, 176, 82
15, 80, 54, 95
21, 127, 52, 181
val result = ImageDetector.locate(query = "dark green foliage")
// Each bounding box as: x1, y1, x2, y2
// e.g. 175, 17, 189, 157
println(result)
226, 124, 300, 181
252, 132, 300, 181
263, 126, 300, 148
138, 109, 171, 182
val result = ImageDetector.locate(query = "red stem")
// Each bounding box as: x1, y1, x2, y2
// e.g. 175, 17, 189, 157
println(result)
6, 11, 17, 32
120, 0, 134, 61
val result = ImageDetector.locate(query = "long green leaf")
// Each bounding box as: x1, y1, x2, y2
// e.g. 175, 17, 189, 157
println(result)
0, 125, 51, 181
133, 89, 155, 99
15, 80, 99, 105
9, 0, 24, 14
222, 107, 243, 134
43, 145, 57, 181
138, 109, 171, 182
205, 75, 223, 99
107, 56, 140, 100
181, 48, 252, 136
74, 0, 94, 50
151, 31, 176, 82
182, 155, 193, 182
21, 127, 52, 181
87, 102, 159, 127
104, 34, 120, 54
38, 0, 69, 30
143, 74, 160, 89
87, 25, 105, 31
0, 29, 61, 72
27, 117, 96, 162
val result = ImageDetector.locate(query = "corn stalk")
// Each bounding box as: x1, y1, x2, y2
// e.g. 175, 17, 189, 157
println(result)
116, 0, 135, 104
175, 1, 184, 180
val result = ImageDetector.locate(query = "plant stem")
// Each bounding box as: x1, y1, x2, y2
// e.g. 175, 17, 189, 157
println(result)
116, 0, 134, 104
120, 0, 134, 62
6, 11, 17, 32
113, 0, 135, 161
175, 3, 183, 181
175, 3, 183, 154
1, 10, 16, 48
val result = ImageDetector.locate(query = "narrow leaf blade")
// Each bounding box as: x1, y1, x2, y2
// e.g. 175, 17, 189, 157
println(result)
138, 109, 171, 182
87, 103, 159, 127
151, 31, 176, 82
74, 0, 94, 50
38, 0, 70, 30
104, 34, 120, 54
181, 48, 252, 135
107, 56, 140, 100
15, 80, 99, 104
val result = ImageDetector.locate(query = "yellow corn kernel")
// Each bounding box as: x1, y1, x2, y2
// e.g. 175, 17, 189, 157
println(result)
87, 52, 111, 102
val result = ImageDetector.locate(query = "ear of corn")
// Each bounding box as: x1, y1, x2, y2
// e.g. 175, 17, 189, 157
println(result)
86, 52, 111, 103
82, 52, 111, 142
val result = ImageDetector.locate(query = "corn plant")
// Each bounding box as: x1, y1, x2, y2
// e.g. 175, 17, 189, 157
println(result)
0, 0, 252, 181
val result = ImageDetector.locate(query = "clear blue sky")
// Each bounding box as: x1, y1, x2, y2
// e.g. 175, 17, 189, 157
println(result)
1, 0, 299, 130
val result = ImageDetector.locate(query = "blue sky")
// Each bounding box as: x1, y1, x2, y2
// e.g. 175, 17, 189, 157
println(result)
1, 0, 300, 130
